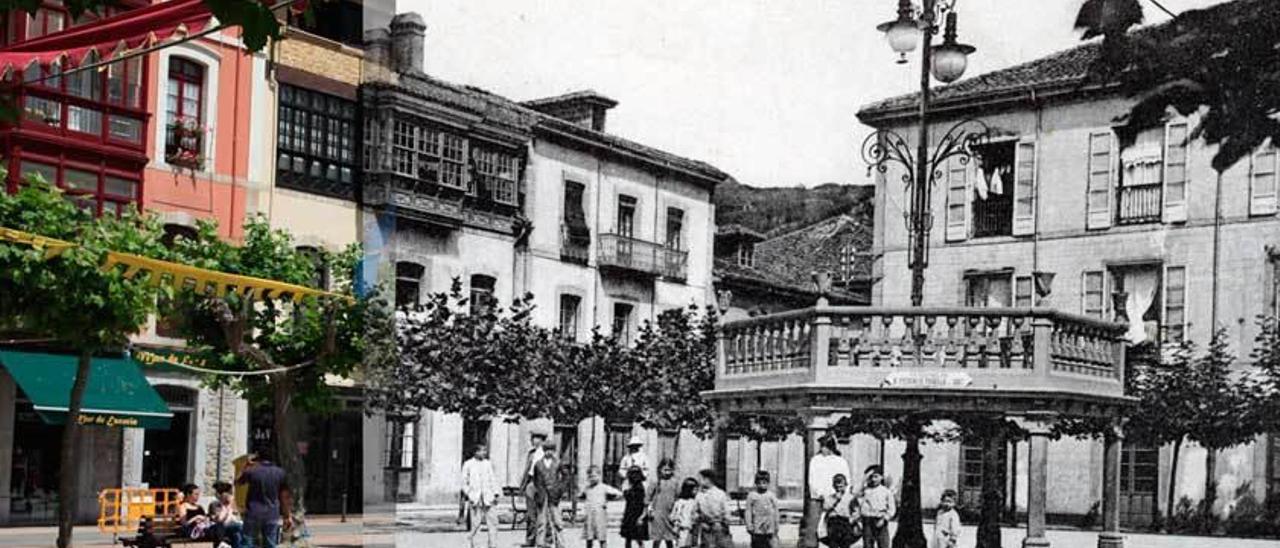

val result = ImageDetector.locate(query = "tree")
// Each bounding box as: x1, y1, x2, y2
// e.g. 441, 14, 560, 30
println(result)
170, 217, 377, 513
628, 306, 721, 437
1185, 331, 1261, 524
1075, 0, 1280, 173
0, 180, 168, 548
949, 418, 1025, 548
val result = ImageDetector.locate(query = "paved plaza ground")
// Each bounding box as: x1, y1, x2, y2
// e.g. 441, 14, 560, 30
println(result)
0, 517, 1275, 548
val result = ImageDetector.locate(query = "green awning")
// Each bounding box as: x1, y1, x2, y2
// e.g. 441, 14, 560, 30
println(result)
0, 350, 172, 430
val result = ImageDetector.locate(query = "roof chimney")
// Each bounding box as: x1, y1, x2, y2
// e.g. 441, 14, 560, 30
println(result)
389, 12, 425, 75
522, 90, 618, 132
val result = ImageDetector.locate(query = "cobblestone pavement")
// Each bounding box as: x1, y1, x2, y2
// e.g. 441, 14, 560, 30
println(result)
0, 519, 1274, 547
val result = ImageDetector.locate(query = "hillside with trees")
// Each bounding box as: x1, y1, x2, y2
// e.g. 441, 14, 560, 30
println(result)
714, 179, 874, 237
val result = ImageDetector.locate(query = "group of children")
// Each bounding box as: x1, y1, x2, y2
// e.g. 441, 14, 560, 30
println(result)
819, 465, 961, 548
582, 458, 758, 548
557, 457, 963, 548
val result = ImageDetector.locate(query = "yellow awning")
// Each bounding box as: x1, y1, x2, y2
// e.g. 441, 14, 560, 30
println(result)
0, 227, 349, 302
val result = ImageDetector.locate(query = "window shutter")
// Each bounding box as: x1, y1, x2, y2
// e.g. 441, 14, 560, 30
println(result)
1014, 275, 1033, 308
945, 156, 970, 241
1162, 265, 1187, 343
1251, 144, 1278, 216
1163, 122, 1189, 223
1082, 270, 1105, 319
1086, 131, 1114, 230
1013, 138, 1037, 236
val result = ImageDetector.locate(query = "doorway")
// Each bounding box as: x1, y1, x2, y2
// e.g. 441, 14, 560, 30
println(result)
1120, 444, 1159, 527
959, 442, 1008, 521
143, 385, 195, 488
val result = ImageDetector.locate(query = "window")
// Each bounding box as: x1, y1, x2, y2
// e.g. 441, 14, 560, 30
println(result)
612, 303, 633, 345
1251, 143, 1278, 216
277, 85, 358, 199
562, 181, 590, 264
389, 119, 468, 190
1163, 265, 1186, 342
665, 207, 684, 250
559, 294, 581, 341
384, 416, 418, 502
394, 262, 424, 308
1082, 271, 1106, 319
15, 159, 137, 217
165, 58, 205, 166
965, 272, 1012, 308
617, 195, 636, 237
462, 419, 490, 463
1014, 275, 1034, 308
472, 147, 520, 205
469, 274, 496, 315
1117, 127, 1165, 225
1164, 122, 1189, 222
737, 243, 754, 268
1110, 265, 1162, 344
959, 443, 1007, 516
971, 141, 1015, 238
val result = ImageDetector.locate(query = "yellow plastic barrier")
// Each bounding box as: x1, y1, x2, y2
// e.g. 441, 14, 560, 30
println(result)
98, 487, 182, 535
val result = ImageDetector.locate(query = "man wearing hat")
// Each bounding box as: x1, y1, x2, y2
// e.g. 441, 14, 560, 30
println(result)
519, 429, 549, 547
618, 435, 650, 490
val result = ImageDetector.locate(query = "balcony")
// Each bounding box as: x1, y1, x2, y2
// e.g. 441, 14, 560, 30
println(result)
597, 233, 688, 281
364, 177, 465, 227
971, 195, 1013, 238
709, 306, 1129, 417
1117, 183, 1162, 225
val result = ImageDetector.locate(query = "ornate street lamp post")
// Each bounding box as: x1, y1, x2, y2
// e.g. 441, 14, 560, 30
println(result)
860, 3, 984, 548
864, 0, 986, 307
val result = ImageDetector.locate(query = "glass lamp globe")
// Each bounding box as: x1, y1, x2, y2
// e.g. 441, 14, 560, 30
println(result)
931, 42, 975, 83
879, 18, 920, 57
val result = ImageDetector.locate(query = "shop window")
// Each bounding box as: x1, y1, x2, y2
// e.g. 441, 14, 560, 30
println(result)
276, 85, 358, 199
165, 57, 205, 169
395, 262, 424, 309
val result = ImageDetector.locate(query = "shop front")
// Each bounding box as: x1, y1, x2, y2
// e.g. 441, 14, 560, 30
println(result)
0, 350, 172, 525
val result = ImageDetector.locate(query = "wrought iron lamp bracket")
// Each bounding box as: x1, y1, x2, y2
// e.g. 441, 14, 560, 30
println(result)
860, 117, 991, 206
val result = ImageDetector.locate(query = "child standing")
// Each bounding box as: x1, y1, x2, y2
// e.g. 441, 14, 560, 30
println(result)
671, 479, 699, 548
693, 469, 732, 548
647, 458, 680, 548
745, 471, 780, 548
820, 474, 859, 548
621, 466, 650, 548
859, 466, 896, 548
933, 489, 961, 548
582, 466, 623, 548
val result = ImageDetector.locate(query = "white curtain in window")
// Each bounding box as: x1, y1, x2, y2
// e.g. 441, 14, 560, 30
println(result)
1121, 129, 1164, 187
1123, 269, 1158, 343
986, 276, 1012, 308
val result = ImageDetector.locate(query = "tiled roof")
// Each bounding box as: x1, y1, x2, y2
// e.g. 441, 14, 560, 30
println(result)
715, 224, 765, 241
858, 0, 1261, 123
753, 214, 874, 283
372, 74, 728, 184
714, 257, 863, 304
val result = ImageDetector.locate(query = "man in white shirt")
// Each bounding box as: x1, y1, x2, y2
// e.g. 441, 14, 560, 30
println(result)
618, 436, 649, 489
463, 444, 501, 548
519, 430, 549, 547
804, 434, 849, 548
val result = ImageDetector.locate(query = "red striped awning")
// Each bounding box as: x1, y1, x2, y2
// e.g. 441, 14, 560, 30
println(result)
0, 0, 214, 77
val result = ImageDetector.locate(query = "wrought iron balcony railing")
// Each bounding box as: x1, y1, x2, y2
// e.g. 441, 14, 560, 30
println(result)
1117, 183, 1162, 225
597, 233, 688, 280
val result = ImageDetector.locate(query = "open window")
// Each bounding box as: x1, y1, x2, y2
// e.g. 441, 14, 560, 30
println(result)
164, 57, 205, 169
394, 262, 425, 309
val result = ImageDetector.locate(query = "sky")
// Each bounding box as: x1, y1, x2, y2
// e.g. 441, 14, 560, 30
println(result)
399, 0, 1225, 188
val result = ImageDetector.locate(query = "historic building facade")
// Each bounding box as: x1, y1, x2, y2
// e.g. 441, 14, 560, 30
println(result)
858, 0, 1276, 524
358, 12, 728, 506
0, 3, 264, 524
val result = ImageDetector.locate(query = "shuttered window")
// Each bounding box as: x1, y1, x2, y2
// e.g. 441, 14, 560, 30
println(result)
1251, 144, 1278, 216
1163, 122, 1189, 223
945, 157, 970, 241
1163, 265, 1187, 342
1087, 132, 1114, 230
1012, 139, 1037, 236
1083, 271, 1105, 319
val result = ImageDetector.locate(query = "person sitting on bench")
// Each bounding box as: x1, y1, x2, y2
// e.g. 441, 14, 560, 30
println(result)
178, 483, 215, 541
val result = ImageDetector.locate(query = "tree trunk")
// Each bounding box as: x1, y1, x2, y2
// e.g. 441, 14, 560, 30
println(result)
1202, 448, 1217, 523
1165, 438, 1182, 529
272, 372, 306, 515
977, 431, 1004, 548
892, 431, 926, 548
56, 350, 93, 548
756, 438, 763, 475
